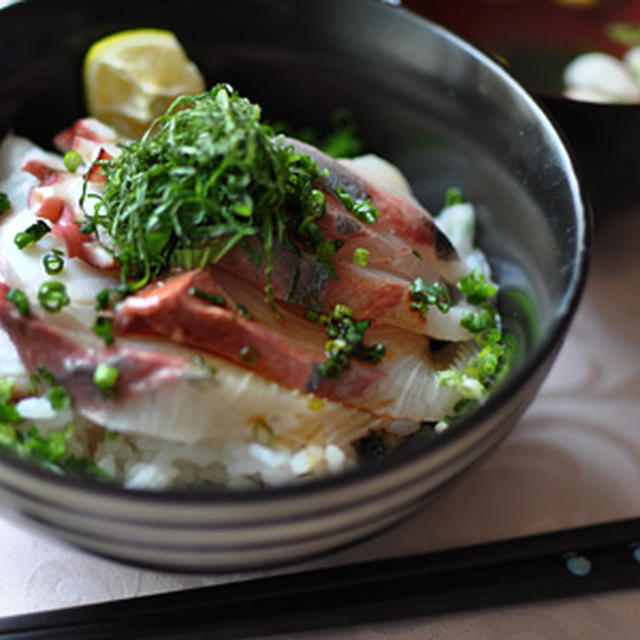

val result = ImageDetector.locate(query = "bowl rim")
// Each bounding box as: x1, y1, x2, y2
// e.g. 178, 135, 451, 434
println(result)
0, 0, 591, 506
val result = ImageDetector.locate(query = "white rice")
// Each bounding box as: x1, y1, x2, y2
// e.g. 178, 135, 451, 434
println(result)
20, 408, 358, 490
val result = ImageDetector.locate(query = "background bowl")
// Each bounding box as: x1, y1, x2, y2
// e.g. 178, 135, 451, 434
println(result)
0, 0, 589, 571
406, 0, 640, 216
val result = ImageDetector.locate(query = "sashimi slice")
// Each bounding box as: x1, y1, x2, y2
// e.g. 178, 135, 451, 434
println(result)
113, 267, 385, 403
0, 284, 409, 448
114, 268, 467, 421
0, 135, 119, 331
280, 136, 465, 283
215, 243, 473, 341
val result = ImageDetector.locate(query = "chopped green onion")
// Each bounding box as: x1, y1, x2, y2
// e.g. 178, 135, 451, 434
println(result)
437, 369, 463, 387
410, 278, 451, 315
92, 316, 115, 345
37, 281, 70, 313
7, 288, 30, 317
93, 363, 118, 395
43, 249, 65, 275
308, 303, 386, 380
46, 386, 72, 412
63, 151, 83, 173
461, 306, 495, 333
95, 288, 120, 311
334, 187, 378, 224
188, 287, 226, 307
458, 268, 497, 305
352, 247, 370, 267
77, 219, 96, 235
0, 192, 10, 216
14, 220, 50, 250
0, 378, 14, 404
445, 186, 464, 207
37, 367, 55, 385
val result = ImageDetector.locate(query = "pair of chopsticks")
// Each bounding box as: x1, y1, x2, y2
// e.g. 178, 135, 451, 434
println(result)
2, 517, 640, 639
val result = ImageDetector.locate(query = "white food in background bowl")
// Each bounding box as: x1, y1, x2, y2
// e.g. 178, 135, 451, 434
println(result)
563, 48, 640, 103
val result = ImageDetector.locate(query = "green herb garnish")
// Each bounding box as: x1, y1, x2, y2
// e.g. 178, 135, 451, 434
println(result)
89, 84, 331, 302
93, 363, 119, 395
7, 288, 30, 317
37, 281, 70, 313
0, 378, 14, 404
14, 220, 50, 250
309, 304, 386, 380
444, 186, 464, 207
92, 315, 115, 345
43, 249, 65, 275
460, 306, 496, 334
318, 108, 363, 158
37, 367, 55, 385
95, 287, 123, 311
0, 192, 10, 216
46, 386, 72, 412
410, 278, 451, 315
458, 268, 497, 305
334, 187, 378, 225
63, 150, 83, 173
352, 247, 370, 267
188, 287, 226, 307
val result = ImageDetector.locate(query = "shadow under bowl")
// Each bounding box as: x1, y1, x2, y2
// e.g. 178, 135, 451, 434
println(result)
0, 0, 590, 571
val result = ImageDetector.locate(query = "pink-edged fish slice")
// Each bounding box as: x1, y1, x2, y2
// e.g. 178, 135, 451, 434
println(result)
280, 136, 465, 284
112, 267, 386, 404
0, 283, 189, 410
317, 195, 444, 285
0, 283, 410, 447
215, 244, 472, 341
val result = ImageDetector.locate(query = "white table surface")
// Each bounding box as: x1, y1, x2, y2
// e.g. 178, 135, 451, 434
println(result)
1, 208, 639, 638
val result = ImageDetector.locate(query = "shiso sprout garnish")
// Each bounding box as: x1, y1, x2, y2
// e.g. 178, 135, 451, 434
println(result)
86, 84, 332, 303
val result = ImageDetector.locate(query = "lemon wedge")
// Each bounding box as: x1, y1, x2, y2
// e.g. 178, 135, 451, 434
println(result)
83, 29, 206, 139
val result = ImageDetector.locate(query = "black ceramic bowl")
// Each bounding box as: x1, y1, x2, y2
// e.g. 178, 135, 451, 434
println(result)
0, 0, 589, 571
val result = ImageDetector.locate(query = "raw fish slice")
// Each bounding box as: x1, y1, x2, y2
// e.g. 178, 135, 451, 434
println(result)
113, 267, 384, 402
317, 196, 442, 283
360, 325, 467, 421
216, 244, 473, 341
22, 150, 116, 270
0, 284, 406, 448
53, 117, 123, 164
0, 135, 119, 331
280, 136, 465, 283
115, 268, 468, 421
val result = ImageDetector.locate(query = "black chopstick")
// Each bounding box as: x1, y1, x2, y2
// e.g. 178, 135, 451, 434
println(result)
2, 516, 640, 639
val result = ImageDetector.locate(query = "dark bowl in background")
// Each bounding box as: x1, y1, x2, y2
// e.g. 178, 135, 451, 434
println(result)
0, 0, 590, 571
407, 0, 640, 217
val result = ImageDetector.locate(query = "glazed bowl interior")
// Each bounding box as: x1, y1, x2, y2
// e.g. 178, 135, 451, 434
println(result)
0, 0, 589, 570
